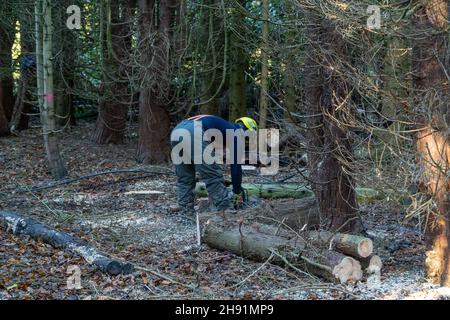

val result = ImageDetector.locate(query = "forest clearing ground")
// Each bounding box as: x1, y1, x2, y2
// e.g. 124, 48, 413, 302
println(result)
0, 120, 449, 300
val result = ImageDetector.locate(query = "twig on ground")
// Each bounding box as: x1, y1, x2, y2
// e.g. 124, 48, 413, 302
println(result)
228, 252, 275, 289
24, 186, 60, 217
269, 248, 320, 281
11, 167, 175, 194
135, 265, 196, 290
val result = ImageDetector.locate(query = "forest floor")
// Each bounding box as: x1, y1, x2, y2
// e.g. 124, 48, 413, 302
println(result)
1, 120, 449, 300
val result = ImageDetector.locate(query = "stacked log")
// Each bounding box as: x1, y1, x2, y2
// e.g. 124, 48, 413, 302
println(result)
304, 231, 373, 258
360, 255, 383, 273
197, 196, 383, 284
360, 255, 383, 287
201, 211, 382, 284
303, 231, 382, 282
202, 216, 364, 284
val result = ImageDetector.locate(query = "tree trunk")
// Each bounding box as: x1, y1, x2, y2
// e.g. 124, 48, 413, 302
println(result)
282, 1, 299, 123
412, 0, 450, 287
94, 0, 133, 144
304, 9, 359, 233
0, 3, 15, 122
198, 0, 225, 116
36, 0, 68, 179
0, 92, 8, 136
228, 0, 247, 121
258, 0, 269, 128
9, 5, 35, 132
54, 0, 78, 130
137, 0, 172, 164
9, 72, 32, 132
0, 79, 14, 123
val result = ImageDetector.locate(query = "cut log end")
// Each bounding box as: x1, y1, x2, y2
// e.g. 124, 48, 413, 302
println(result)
105, 262, 135, 275
357, 238, 374, 258
332, 257, 363, 284
366, 255, 383, 274
106, 261, 124, 275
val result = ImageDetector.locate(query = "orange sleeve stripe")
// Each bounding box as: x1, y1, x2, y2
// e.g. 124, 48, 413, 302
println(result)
187, 115, 208, 121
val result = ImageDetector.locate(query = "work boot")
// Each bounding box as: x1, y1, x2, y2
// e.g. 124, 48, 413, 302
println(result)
215, 189, 234, 211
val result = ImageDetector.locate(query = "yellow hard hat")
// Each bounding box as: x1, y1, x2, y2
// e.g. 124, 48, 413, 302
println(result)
235, 117, 258, 131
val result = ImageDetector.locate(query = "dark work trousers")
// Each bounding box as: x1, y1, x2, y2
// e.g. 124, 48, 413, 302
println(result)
170, 120, 232, 214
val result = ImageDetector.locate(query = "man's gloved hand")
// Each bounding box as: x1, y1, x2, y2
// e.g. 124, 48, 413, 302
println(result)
232, 189, 247, 209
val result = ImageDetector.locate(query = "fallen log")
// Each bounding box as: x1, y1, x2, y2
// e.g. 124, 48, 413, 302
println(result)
195, 182, 314, 199
257, 198, 321, 230
253, 224, 373, 259
305, 231, 373, 259
252, 222, 294, 238
195, 183, 407, 203
198, 196, 322, 230
360, 255, 382, 287
243, 217, 381, 283
0, 211, 133, 275
202, 216, 362, 284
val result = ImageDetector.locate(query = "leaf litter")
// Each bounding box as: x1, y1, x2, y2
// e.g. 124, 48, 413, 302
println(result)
0, 121, 449, 300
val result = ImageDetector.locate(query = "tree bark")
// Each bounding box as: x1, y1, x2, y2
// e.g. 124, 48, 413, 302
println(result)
255, 198, 322, 231
9, 74, 32, 132
36, 0, 68, 179
137, 0, 172, 164
258, 0, 269, 128
0, 92, 8, 136
304, 9, 359, 233
0, 2, 15, 122
257, 225, 375, 259
412, 0, 450, 287
9, 4, 35, 132
198, 0, 225, 116
0, 78, 14, 123
305, 231, 373, 259
94, 0, 134, 144
282, 1, 300, 123
228, 0, 247, 121
54, 0, 78, 130
0, 211, 134, 275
